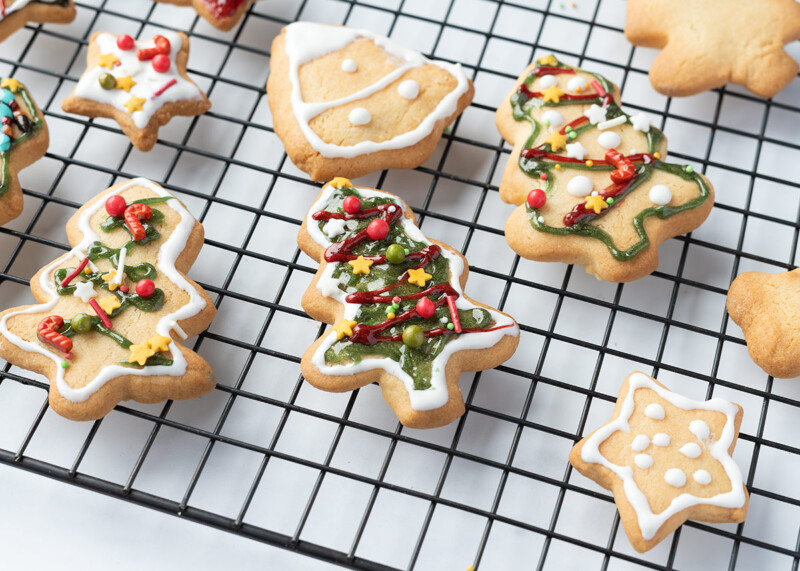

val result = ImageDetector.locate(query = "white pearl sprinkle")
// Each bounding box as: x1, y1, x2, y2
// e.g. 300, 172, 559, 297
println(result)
341, 59, 357, 73
649, 184, 672, 206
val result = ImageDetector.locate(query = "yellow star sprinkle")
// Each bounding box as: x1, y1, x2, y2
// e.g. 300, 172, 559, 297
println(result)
544, 131, 568, 152
348, 255, 373, 275
128, 343, 156, 366
124, 95, 146, 114
407, 268, 432, 287
333, 319, 357, 340
115, 75, 136, 93
541, 85, 565, 104
101, 271, 120, 291
0, 78, 21, 92
146, 334, 172, 353
585, 194, 609, 214
97, 295, 121, 314
329, 177, 353, 189
538, 55, 558, 66
98, 53, 120, 69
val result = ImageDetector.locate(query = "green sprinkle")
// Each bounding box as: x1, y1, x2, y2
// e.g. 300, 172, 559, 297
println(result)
61, 360, 69, 369
404, 249, 410, 255
447, 323, 454, 330
565, 126, 573, 133
568, 132, 576, 139
685, 165, 694, 173
392, 303, 399, 310
544, 119, 550, 126
607, 197, 614, 204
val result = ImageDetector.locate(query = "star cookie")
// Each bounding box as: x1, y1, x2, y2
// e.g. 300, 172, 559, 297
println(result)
569, 371, 749, 553
727, 268, 800, 378
0, 0, 75, 43
267, 22, 474, 181
62, 30, 210, 152
495, 56, 714, 282
154, 0, 255, 31
626, 0, 800, 98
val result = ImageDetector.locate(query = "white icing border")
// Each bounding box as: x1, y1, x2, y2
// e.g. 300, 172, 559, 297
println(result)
0, 178, 207, 403
306, 183, 519, 411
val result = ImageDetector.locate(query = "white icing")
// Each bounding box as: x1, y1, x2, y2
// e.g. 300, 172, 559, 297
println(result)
644, 403, 665, 420
690, 419, 710, 441
72, 280, 97, 303
348, 107, 371, 126
323, 218, 346, 238
0, 0, 35, 21
305, 183, 519, 411
597, 131, 621, 149
538, 75, 558, 89
693, 470, 712, 485
567, 76, 587, 93
541, 110, 563, 127
398, 79, 420, 100
284, 22, 470, 159
72, 32, 206, 130
0, 178, 207, 402
597, 115, 626, 130
566, 175, 593, 197
584, 104, 607, 125
653, 433, 671, 447
634, 454, 653, 469
664, 468, 687, 488
111, 246, 126, 286
679, 442, 702, 458
649, 184, 672, 206
631, 434, 650, 451
566, 141, 587, 161
341, 58, 357, 73
631, 112, 651, 133
580, 372, 746, 541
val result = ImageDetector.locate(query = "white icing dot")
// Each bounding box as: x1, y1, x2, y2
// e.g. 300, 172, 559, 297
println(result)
567, 76, 587, 93
541, 110, 564, 127
538, 75, 558, 89
398, 79, 420, 100
634, 454, 653, 469
652, 433, 671, 447
341, 58, 357, 73
689, 420, 710, 441
537, 215, 544, 223
388, 205, 397, 213
631, 434, 650, 452
597, 131, 621, 149
679, 443, 702, 458
693, 469, 712, 485
644, 403, 665, 420
664, 468, 687, 487
349, 107, 371, 126
566, 175, 593, 197
649, 184, 672, 206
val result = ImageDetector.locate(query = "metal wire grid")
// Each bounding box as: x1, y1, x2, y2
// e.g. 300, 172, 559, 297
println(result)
0, 0, 799, 569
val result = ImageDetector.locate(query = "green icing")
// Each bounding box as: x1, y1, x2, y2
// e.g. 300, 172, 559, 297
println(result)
0, 85, 45, 199
59, 317, 173, 367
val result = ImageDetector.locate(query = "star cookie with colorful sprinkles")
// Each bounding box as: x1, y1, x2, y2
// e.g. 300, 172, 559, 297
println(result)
0, 178, 216, 421
569, 371, 749, 553
496, 56, 714, 282
298, 179, 520, 429
267, 22, 474, 182
61, 30, 210, 152
0, 77, 49, 225
0, 0, 75, 43
153, 0, 255, 31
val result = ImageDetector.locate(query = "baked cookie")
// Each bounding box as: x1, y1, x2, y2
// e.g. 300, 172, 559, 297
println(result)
0, 178, 216, 421
626, 0, 800, 98
570, 371, 749, 553
299, 178, 519, 429
62, 31, 210, 152
153, 0, 255, 31
0, 77, 49, 225
727, 268, 800, 378
0, 0, 75, 43
496, 56, 714, 282
267, 23, 474, 182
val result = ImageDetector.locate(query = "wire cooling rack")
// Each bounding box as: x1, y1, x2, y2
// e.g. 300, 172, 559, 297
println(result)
2, 0, 800, 569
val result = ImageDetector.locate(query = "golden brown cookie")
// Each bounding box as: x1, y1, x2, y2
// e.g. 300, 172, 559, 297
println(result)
496, 55, 714, 282
0, 178, 217, 421
570, 371, 749, 553
62, 30, 210, 152
727, 268, 800, 378
298, 178, 519, 429
267, 22, 474, 182
626, 0, 800, 98
0, 0, 75, 43
0, 77, 49, 226
153, 0, 255, 31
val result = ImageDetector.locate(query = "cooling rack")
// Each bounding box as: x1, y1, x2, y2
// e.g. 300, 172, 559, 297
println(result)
2, 0, 800, 569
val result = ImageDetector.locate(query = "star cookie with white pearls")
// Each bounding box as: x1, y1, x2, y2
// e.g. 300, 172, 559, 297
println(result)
569, 371, 749, 553
0, 0, 75, 43
267, 22, 474, 182
153, 0, 256, 31
496, 55, 714, 282
62, 30, 210, 152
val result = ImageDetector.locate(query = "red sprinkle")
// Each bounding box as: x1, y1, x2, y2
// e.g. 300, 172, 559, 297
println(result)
105, 194, 127, 217
136, 278, 155, 298
152, 54, 171, 73
137, 35, 171, 61
116, 34, 135, 51
367, 218, 390, 241
446, 295, 462, 334
539, 173, 548, 180
416, 297, 436, 319
124, 203, 153, 241
65, 352, 74, 361
151, 78, 177, 99
89, 299, 113, 329
392, 296, 401, 304
527, 188, 546, 209
60, 257, 89, 287
119, 285, 129, 293
37, 316, 73, 353
342, 196, 361, 214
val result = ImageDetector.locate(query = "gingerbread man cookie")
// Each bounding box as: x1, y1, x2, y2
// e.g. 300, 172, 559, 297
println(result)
268, 22, 474, 182
727, 268, 800, 378
153, 0, 255, 31
0, 178, 217, 420
62, 30, 210, 152
570, 371, 749, 553
0, 0, 75, 43
626, 0, 800, 98
496, 56, 714, 282
0, 77, 49, 226
298, 178, 519, 428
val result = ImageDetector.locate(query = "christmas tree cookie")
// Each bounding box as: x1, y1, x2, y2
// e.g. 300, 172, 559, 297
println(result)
299, 179, 519, 428
62, 30, 211, 152
0, 0, 75, 43
268, 22, 474, 181
496, 56, 714, 282
0, 77, 49, 225
0, 178, 217, 420
154, 0, 255, 31
570, 371, 749, 552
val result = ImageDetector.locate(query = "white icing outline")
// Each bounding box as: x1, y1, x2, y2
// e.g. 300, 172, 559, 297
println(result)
0, 178, 207, 403
306, 183, 519, 411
